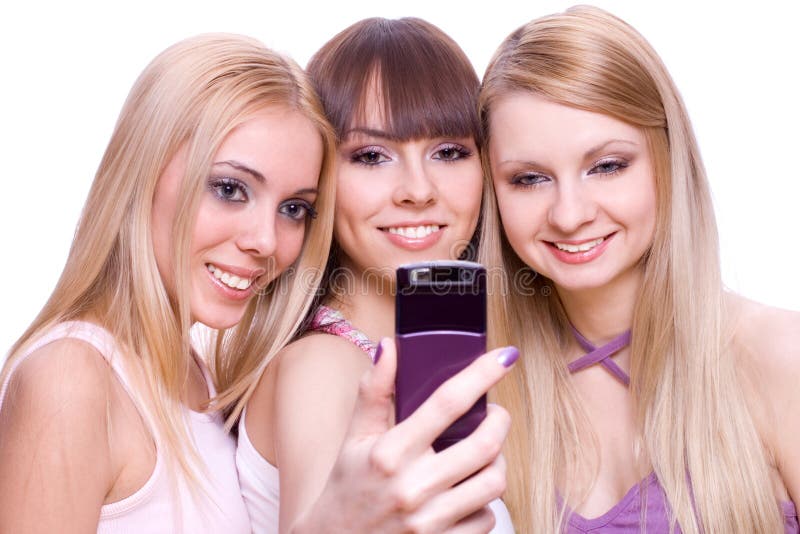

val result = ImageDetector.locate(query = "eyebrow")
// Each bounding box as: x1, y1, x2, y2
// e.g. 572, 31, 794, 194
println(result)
293, 187, 318, 196
342, 127, 398, 141
214, 160, 265, 183
583, 139, 639, 159
498, 139, 639, 167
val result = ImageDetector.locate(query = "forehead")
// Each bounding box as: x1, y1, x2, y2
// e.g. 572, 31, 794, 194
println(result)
489, 92, 646, 160
214, 108, 322, 188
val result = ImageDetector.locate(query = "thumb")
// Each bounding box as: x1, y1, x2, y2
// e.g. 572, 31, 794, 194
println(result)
345, 337, 397, 439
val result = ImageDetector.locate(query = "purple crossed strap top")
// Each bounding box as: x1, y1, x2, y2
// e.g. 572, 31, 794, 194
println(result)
565, 327, 799, 533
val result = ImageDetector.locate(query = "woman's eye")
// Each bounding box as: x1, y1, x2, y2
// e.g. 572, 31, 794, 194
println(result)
590, 160, 628, 175
210, 178, 248, 202
433, 144, 471, 161
352, 147, 390, 165
279, 200, 317, 221
511, 173, 550, 188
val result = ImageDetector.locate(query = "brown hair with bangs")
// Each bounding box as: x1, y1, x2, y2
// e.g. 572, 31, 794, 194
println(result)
302, 17, 485, 314
306, 17, 482, 147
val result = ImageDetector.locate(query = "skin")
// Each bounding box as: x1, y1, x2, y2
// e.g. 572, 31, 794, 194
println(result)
246, 90, 512, 533
489, 91, 800, 518
490, 92, 656, 516
0, 108, 323, 532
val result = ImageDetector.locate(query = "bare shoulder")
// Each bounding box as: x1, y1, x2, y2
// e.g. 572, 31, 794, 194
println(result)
2, 337, 114, 420
729, 294, 800, 376
272, 332, 374, 408
276, 332, 373, 380
246, 332, 373, 462
0, 338, 114, 529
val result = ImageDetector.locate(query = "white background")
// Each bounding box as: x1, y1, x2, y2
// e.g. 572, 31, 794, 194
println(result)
1, 0, 798, 360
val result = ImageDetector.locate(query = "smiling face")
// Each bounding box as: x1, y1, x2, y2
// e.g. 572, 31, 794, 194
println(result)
489, 92, 657, 296
333, 92, 483, 277
151, 108, 323, 329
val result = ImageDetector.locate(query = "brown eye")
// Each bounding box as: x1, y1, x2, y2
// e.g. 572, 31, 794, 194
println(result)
433, 143, 470, 161
351, 146, 390, 165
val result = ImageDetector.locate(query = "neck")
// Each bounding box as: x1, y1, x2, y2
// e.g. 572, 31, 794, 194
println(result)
557, 268, 643, 345
327, 257, 395, 342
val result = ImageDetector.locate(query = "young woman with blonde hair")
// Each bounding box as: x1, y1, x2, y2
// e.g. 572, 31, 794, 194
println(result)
0, 33, 337, 532
0, 30, 514, 534
238, 17, 518, 534
479, 6, 800, 533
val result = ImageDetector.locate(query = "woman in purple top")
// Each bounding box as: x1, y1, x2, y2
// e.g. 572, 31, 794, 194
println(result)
479, 6, 800, 533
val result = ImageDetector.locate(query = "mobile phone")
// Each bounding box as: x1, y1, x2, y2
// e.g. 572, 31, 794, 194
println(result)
395, 260, 486, 451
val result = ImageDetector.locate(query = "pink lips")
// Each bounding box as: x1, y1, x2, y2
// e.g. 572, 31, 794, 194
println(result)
546, 233, 615, 264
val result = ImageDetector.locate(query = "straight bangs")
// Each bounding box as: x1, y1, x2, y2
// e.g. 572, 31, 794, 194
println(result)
307, 17, 481, 145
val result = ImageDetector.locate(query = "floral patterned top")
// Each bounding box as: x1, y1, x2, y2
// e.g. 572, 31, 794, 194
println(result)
308, 304, 378, 362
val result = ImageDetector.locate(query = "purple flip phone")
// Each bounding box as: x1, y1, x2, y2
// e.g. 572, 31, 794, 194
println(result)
395, 261, 486, 452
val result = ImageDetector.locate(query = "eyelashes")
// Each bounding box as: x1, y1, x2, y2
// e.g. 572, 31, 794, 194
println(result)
279, 200, 317, 222
348, 141, 474, 166
208, 176, 316, 222
209, 177, 249, 202
432, 143, 472, 162
350, 146, 389, 166
588, 158, 628, 176
510, 158, 630, 189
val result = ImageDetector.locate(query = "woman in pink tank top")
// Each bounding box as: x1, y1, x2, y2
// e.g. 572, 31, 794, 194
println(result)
479, 6, 800, 533
0, 33, 337, 533
0, 28, 517, 534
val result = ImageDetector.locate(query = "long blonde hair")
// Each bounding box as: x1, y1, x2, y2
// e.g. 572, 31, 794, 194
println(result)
479, 6, 781, 532
1, 34, 335, 488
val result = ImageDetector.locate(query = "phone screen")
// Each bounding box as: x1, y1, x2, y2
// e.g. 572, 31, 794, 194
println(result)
395, 261, 487, 451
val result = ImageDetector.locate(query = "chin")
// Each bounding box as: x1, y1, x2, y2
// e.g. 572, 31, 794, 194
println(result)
193, 306, 249, 330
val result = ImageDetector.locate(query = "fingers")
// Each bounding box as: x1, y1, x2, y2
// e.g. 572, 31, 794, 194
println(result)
404, 454, 507, 534
384, 346, 518, 459
371, 404, 510, 514
345, 337, 397, 438
446, 507, 497, 534
425, 403, 510, 489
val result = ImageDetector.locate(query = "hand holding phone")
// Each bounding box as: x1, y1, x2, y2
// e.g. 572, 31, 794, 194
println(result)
395, 260, 487, 451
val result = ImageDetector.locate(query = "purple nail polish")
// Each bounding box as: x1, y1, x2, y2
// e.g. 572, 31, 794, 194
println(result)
373, 340, 383, 364
497, 346, 519, 368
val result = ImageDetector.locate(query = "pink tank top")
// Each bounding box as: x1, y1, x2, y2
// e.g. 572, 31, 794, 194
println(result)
0, 321, 251, 533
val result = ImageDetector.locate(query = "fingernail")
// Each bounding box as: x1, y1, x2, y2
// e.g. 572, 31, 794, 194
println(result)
373, 339, 384, 364
496, 346, 519, 368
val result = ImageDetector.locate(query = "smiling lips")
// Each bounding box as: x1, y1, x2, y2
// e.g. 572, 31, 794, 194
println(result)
207, 263, 254, 290
381, 223, 445, 250
547, 233, 614, 264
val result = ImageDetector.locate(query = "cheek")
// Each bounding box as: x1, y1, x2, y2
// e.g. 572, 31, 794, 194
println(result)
496, 189, 537, 240
445, 165, 484, 227
151, 187, 181, 295
274, 223, 307, 270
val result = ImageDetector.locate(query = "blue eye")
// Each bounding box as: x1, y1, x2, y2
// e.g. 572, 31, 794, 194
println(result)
351, 146, 390, 166
511, 173, 550, 188
209, 177, 248, 202
433, 143, 471, 162
279, 200, 317, 221
590, 159, 628, 176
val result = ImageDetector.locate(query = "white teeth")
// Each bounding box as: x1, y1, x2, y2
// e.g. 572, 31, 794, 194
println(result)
555, 237, 604, 253
206, 264, 253, 290
387, 224, 440, 239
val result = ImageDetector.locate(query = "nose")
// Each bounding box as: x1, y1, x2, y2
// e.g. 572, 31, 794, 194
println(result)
393, 160, 437, 207
547, 181, 597, 234
237, 209, 277, 259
